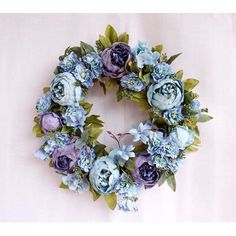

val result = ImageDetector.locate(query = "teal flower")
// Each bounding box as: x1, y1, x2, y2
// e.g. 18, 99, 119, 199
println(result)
120, 73, 146, 92
62, 173, 89, 193
89, 157, 120, 194
132, 41, 159, 68
152, 62, 172, 82
50, 72, 82, 106
147, 78, 184, 110
169, 126, 194, 150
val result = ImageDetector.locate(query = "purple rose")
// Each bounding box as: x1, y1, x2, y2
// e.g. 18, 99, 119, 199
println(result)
133, 153, 161, 189
40, 112, 61, 133
101, 42, 131, 78
52, 144, 78, 173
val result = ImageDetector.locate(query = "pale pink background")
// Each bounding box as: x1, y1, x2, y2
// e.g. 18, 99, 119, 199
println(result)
0, 13, 235, 222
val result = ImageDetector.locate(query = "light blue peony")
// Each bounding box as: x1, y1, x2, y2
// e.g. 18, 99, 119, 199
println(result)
108, 145, 135, 167
36, 92, 51, 115
163, 106, 184, 125
59, 52, 80, 72
82, 52, 103, 78
129, 120, 153, 144
77, 145, 96, 172
132, 41, 159, 68
151, 62, 172, 82
147, 78, 184, 110
62, 173, 89, 193
169, 126, 194, 150
72, 63, 94, 89
34, 132, 70, 160
89, 157, 120, 194
50, 72, 82, 106
117, 195, 138, 212
120, 73, 146, 92
62, 104, 86, 131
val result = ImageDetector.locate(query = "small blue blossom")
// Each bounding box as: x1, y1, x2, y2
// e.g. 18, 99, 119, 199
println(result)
129, 120, 153, 144
191, 100, 201, 113
151, 62, 172, 82
62, 104, 86, 131
77, 145, 96, 172
120, 73, 146, 92
147, 132, 179, 159
163, 106, 184, 125
72, 63, 94, 88
82, 52, 103, 78
62, 173, 89, 193
59, 52, 80, 72
132, 41, 159, 68
117, 195, 138, 212
34, 132, 70, 160
36, 92, 51, 115
109, 145, 135, 167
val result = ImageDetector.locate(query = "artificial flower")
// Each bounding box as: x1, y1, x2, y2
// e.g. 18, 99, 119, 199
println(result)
151, 62, 172, 82
59, 52, 80, 72
36, 92, 51, 115
163, 106, 184, 125
40, 112, 61, 133
120, 73, 146, 92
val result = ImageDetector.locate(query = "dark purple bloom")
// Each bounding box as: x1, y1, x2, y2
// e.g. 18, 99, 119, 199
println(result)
40, 112, 61, 133
133, 153, 161, 189
101, 42, 131, 78
52, 144, 78, 173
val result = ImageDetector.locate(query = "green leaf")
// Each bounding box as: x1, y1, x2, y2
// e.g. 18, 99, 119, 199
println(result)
138, 98, 151, 111
95, 39, 105, 52
99, 35, 111, 48
43, 87, 50, 93
32, 118, 44, 138
166, 173, 176, 192
198, 113, 213, 122
134, 143, 148, 153
61, 126, 74, 134
79, 100, 93, 114
59, 182, 69, 189
152, 44, 163, 53
184, 91, 199, 104
184, 79, 199, 91
80, 41, 95, 56
105, 24, 118, 44
118, 32, 129, 44
166, 53, 182, 64
186, 144, 199, 152
85, 115, 104, 127
99, 81, 107, 95
94, 143, 107, 157
175, 70, 183, 80
86, 124, 103, 141
90, 186, 101, 201
104, 78, 118, 89
158, 173, 167, 187
54, 66, 60, 75
104, 193, 117, 210
70, 46, 82, 57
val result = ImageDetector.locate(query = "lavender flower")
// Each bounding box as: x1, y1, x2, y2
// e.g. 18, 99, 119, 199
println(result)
40, 112, 61, 133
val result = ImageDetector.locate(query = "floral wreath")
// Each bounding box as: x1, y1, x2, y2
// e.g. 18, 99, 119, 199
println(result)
33, 25, 212, 212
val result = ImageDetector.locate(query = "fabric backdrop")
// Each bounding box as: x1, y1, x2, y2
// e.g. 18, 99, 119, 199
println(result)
0, 13, 235, 222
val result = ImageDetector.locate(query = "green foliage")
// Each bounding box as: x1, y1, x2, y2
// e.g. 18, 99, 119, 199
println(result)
184, 79, 199, 91
43, 87, 50, 93
125, 157, 136, 171
118, 32, 129, 44
61, 126, 74, 134
125, 60, 139, 74
85, 115, 104, 127
184, 91, 199, 104
198, 113, 213, 122
89, 185, 101, 201
94, 142, 107, 157
166, 53, 182, 64
152, 44, 163, 53
105, 24, 118, 44
80, 41, 95, 56
59, 182, 69, 189
174, 70, 183, 80
134, 143, 148, 153
53, 66, 60, 75
33, 116, 44, 137
166, 173, 176, 191
104, 193, 117, 210
79, 100, 93, 114
99, 35, 112, 48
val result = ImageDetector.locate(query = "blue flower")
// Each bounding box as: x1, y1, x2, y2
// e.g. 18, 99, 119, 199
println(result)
109, 145, 135, 167
36, 92, 51, 115
62, 104, 86, 131
59, 52, 80, 72
120, 73, 146, 92
151, 62, 172, 82
89, 157, 120, 194
50, 72, 83, 106
147, 132, 179, 159
82, 52, 103, 78
169, 126, 194, 150
129, 120, 153, 144
62, 173, 89, 193
163, 106, 184, 125
191, 100, 201, 113
132, 41, 159, 68
72, 63, 94, 88
117, 195, 138, 212
77, 145, 96, 172
34, 132, 70, 160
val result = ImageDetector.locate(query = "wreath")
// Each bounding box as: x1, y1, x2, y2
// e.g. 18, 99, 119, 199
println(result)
33, 25, 212, 212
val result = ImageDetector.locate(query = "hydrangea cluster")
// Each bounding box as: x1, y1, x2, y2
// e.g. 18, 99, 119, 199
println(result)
33, 25, 212, 212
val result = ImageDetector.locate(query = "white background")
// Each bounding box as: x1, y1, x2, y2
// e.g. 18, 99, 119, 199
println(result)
0, 13, 236, 222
